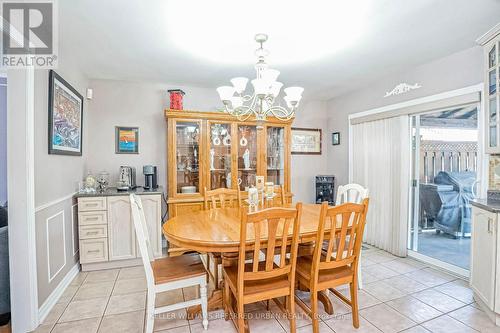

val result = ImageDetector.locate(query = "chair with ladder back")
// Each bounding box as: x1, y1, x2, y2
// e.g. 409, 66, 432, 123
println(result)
130, 194, 208, 333
223, 203, 303, 333
296, 199, 369, 333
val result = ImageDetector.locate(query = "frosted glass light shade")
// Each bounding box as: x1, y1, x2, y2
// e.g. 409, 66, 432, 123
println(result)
261, 69, 280, 83
284, 86, 304, 102
270, 82, 283, 97
230, 77, 248, 93
217, 86, 236, 101
251, 78, 269, 96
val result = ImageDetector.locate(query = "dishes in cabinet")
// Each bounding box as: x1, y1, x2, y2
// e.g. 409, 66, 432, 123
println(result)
181, 186, 197, 194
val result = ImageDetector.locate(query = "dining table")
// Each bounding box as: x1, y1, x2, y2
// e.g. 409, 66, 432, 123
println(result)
162, 203, 336, 318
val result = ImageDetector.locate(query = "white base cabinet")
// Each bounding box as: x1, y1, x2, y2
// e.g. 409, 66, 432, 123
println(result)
471, 205, 500, 325
77, 193, 163, 271
107, 196, 137, 261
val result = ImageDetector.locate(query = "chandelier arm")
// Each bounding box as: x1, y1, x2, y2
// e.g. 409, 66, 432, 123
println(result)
242, 94, 254, 102
266, 105, 296, 120
232, 106, 253, 118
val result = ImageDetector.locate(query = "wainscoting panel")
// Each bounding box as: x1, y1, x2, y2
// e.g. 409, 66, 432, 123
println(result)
35, 195, 79, 307
46, 210, 66, 282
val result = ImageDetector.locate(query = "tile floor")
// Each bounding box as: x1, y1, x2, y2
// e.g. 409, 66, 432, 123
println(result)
33, 246, 498, 333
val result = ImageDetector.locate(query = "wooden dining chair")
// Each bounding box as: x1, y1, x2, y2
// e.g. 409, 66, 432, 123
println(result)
263, 185, 292, 208
203, 187, 242, 289
223, 203, 303, 333
329, 183, 369, 289
295, 199, 369, 333
130, 194, 209, 333
336, 184, 369, 206
204, 187, 241, 210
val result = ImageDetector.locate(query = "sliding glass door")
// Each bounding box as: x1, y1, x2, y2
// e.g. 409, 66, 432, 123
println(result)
409, 105, 479, 275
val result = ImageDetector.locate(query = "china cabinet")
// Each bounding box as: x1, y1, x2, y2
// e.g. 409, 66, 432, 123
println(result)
479, 24, 500, 153
166, 109, 293, 254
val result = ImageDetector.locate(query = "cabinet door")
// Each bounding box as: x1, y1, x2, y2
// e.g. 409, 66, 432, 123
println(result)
470, 206, 496, 309
174, 120, 202, 194
237, 125, 258, 190
107, 196, 136, 260
486, 39, 500, 153
266, 126, 286, 186
138, 195, 162, 258
208, 121, 234, 190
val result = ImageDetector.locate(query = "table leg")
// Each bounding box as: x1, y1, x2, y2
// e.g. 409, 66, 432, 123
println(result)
317, 291, 334, 315
187, 252, 238, 319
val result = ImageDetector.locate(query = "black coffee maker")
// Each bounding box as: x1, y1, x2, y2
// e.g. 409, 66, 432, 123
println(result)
143, 165, 158, 190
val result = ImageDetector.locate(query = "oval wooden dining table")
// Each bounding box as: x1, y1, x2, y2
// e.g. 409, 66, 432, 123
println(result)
162, 203, 336, 317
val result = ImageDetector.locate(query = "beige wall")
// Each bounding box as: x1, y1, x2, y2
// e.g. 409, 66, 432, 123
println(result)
326, 46, 484, 188
86, 79, 329, 204
34, 67, 89, 207
85, 80, 220, 190
34, 58, 89, 307
291, 100, 329, 203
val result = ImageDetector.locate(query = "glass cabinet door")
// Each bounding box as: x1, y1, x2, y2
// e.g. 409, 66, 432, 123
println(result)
490, 97, 498, 148
489, 44, 496, 69
487, 41, 500, 150
237, 125, 257, 190
175, 121, 200, 194
209, 122, 232, 189
266, 126, 285, 185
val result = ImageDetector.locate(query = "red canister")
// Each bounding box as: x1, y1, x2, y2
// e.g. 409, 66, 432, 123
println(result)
168, 89, 185, 110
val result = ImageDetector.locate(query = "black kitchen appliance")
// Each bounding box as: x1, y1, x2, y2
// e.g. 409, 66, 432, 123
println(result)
143, 165, 158, 190
315, 175, 335, 204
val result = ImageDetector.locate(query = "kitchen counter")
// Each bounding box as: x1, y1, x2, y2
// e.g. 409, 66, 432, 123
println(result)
74, 186, 164, 198
471, 198, 500, 213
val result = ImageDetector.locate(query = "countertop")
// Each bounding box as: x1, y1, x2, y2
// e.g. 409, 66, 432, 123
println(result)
74, 186, 164, 198
471, 198, 500, 213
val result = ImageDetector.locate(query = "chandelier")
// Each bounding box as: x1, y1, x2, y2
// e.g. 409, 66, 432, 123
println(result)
216, 34, 304, 128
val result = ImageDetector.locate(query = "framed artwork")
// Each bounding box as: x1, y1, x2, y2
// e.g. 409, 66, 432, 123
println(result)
48, 70, 84, 155
332, 132, 340, 145
291, 128, 322, 155
115, 126, 139, 154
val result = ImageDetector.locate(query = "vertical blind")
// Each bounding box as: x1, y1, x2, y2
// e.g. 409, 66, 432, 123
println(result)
352, 115, 410, 256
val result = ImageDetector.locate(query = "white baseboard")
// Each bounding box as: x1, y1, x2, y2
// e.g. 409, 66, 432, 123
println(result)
38, 263, 80, 324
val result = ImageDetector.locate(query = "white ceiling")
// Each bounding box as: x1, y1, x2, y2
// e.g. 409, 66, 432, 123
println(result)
60, 0, 500, 100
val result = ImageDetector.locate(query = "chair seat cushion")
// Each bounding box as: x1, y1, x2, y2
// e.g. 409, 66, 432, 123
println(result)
296, 255, 353, 284
224, 262, 290, 297
152, 254, 206, 284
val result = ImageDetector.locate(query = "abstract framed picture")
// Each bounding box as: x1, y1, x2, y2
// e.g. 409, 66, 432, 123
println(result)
115, 126, 139, 154
48, 70, 84, 155
291, 128, 322, 155
332, 132, 340, 145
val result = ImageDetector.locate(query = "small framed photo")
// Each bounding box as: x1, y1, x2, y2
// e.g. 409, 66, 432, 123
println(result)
291, 128, 322, 155
332, 132, 340, 145
115, 126, 139, 154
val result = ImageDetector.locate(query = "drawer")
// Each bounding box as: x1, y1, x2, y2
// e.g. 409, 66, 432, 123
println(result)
79, 224, 107, 239
80, 238, 108, 264
78, 197, 107, 211
78, 211, 107, 225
